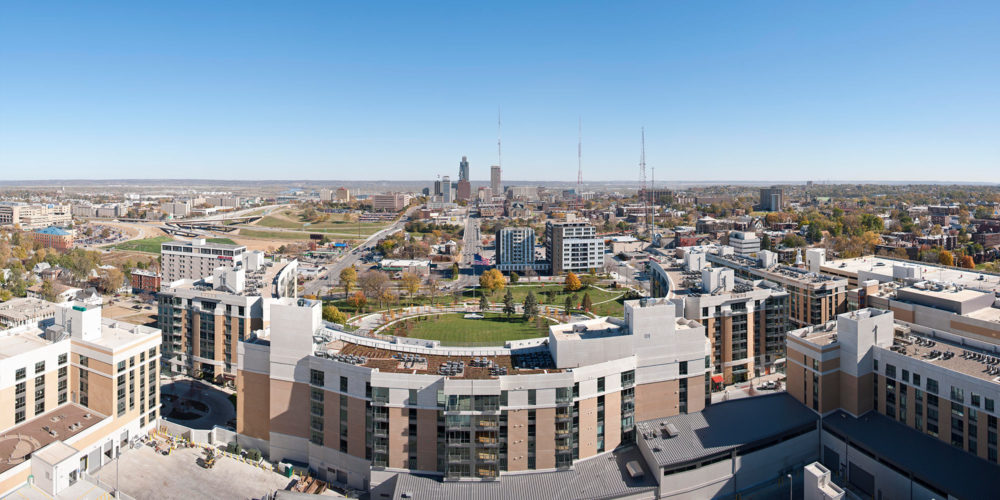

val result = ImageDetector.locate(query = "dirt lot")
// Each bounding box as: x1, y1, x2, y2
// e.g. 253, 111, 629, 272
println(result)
102, 302, 157, 327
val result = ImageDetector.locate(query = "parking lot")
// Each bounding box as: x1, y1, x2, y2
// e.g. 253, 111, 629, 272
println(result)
96, 445, 294, 500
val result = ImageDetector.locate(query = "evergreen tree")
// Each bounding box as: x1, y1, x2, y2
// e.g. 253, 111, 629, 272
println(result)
523, 291, 538, 320
503, 289, 516, 317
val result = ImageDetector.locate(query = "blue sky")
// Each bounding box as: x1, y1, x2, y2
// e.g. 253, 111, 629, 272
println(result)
1, 1, 998, 182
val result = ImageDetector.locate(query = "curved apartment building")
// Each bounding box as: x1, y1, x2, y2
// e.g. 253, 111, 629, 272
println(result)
237, 298, 710, 490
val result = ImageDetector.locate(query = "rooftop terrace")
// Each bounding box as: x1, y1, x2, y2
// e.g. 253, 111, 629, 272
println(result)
0, 404, 105, 475
318, 336, 559, 379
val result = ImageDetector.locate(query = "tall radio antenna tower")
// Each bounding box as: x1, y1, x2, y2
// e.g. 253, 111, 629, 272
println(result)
577, 117, 583, 186
640, 127, 647, 235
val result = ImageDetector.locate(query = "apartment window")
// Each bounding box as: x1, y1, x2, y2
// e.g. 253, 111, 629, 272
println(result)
902, 369, 909, 383
927, 378, 939, 394
812, 359, 819, 371
885, 364, 896, 379
409, 389, 418, 405
972, 393, 981, 408
58, 353, 67, 365
528, 389, 536, 406
310, 369, 325, 387
913, 373, 921, 387
35, 361, 45, 373
597, 377, 605, 393
15, 368, 25, 380
987, 398, 996, 412
951, 386, 965, 404
117, 361, 126, 372
80, 356, 89, 367
340, 376, 348, 392
621, 370, 635, 388
679, 361, 688, 376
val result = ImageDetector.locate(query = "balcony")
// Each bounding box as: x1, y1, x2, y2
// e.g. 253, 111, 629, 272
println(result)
372, 428, 388, 438
476, 420, 500, 430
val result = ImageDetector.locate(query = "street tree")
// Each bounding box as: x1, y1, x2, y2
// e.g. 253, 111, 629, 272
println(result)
479, 268, 506, 296
401, 272, 422, 304
339, 266, 358, 296
360, 271, 391, 307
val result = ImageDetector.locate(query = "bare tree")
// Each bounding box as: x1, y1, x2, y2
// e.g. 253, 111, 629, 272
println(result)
359, 270, 391, 308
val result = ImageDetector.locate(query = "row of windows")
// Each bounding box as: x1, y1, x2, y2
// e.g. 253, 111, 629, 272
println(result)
881, 361, 996, 413
14, 354, 68, 381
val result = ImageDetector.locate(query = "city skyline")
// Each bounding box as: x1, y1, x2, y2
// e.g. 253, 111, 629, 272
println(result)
1, 2, 999, 182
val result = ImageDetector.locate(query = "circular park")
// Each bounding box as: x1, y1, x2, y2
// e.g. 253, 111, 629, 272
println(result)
382, 311, 557, 346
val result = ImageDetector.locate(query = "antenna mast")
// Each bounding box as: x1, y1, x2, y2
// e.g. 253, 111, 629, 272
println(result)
651, 164, 655, 233
640, 127, 647, 235
577, 117, 583, 186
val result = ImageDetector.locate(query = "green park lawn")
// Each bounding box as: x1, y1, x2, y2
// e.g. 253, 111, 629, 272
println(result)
256, 212, 392, 236
107, 235, 174, 254
238, 229, 310, 240
206, 237, 236, 245
393, 312, 554, 346
466, 283, 621, 307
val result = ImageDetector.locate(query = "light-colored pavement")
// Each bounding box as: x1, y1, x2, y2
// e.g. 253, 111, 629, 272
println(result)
96, 445, 293, 500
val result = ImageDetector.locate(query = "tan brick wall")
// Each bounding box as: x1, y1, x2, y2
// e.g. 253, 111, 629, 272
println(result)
819, 371, 840, 413
388, 407, 408, 469
891, 306, 915, 323
840, 371, 873, 416
534, 407, 555, 469
787, 360, 806, 406
506, 409, 528, 471
686, 374, 706, 414
347, 396, 367, 459
577, 397, 598, 458
603, 391, 622, 451
635, 380, 678, 421
416, 409, 438, 471
323, 390, 340, 449
269, 379, 309, 440
236, 369, 270, 440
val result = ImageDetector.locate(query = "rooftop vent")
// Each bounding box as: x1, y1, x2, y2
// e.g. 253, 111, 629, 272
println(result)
664, 423, 679, 438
